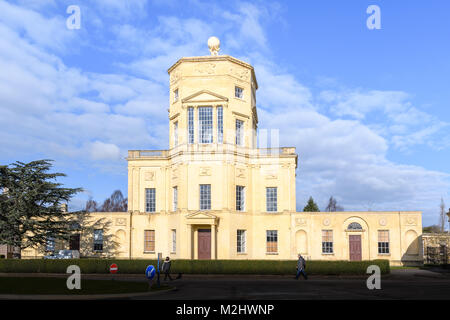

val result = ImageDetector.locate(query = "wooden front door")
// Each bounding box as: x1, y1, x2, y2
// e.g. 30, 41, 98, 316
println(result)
198, 229, 211, 260
349, 235, 362, 261
69, 234, 80, 251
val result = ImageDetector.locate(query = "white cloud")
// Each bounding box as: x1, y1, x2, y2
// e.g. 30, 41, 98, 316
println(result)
88, 141, 121, 161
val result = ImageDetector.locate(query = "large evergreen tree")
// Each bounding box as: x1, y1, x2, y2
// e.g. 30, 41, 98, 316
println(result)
303, 196, 320, 212
0, 160, 83, 249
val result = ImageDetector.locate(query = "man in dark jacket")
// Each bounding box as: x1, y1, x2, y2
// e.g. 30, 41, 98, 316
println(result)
162, 256, 173, 281
295, 254, 308, 280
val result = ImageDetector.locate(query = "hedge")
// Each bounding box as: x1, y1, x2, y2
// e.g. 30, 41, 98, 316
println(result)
0, 259, 390, 275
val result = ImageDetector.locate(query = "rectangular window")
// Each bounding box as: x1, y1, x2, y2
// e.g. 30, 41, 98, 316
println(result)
217, 106, 223, 143
145, 188, 156, 213
266, 187, 277, 212
46, 236, 55, 252
378, 230, 390, 254
188, 107, 194, 144
173, 186, 178, 211
237, 230, 246, 253
93, 229, 103, 251
172, 229, 176, 253
322, 230, 333, 254
266, 230, 278, 253
144, 230, 155, 252
236, 119, 244, 145
173, 121, 178, 146
198, 107, 213, 143
200, 184, 211, 210
173, 89, 178, 102
235, 86, 243, 99
236, 185, 245, 211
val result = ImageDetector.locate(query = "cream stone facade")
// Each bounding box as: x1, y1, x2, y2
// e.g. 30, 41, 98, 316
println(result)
22, 39, 423, 266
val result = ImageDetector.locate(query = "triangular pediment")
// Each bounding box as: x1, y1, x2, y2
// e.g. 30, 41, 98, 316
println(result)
182, 90, 228, 103
186, 211, 218, 220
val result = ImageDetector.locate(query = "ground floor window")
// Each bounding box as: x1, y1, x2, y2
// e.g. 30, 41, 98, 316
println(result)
144, 230, 155, 252
266, 230, 278, 253
172, 229, 176, 253
322, 230, 333, 254
237, 230, 246, 253
378, 230, 390, 254
93, 229, 103, 251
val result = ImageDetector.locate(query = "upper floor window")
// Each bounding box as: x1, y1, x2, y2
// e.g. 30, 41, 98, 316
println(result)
235, 86, 243, 99
198, 107, 213, 143
266, 230, 278, 253
188, 107, 194, 144
237, 230, 246, 253
200, 184, 211, 210
173, 89, 179, 102
93, 229, 103, 251
322, 230, 333, 254
145, 188, 156, 213
266, 187, 277, 212
173, 121, 178, 146
236, 185, 245, 211
236, 119, 244, 146
217, 106, 223, 143
378, 230, 390, 254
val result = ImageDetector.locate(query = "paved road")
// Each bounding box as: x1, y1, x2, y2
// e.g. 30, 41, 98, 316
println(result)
2, 269, 450, 300
134, 269, 450, 300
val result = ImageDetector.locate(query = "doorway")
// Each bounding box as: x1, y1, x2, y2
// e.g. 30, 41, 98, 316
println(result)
349, 235, 362, 261
198, 229, 211, 260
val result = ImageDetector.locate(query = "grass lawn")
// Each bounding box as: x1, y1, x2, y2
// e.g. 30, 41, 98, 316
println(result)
0, 277, 171, 295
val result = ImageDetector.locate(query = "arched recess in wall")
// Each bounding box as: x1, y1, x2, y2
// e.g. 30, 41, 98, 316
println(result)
115, 229, 126, 253
405, 230, 419, 255
295, 230, 308, 255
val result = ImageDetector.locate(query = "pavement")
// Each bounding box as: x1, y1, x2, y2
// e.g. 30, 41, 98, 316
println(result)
1, 268, 450, 300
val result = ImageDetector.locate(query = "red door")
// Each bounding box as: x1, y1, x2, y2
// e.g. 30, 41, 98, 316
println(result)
198, 229, 211, 260
349, 235, 362, 261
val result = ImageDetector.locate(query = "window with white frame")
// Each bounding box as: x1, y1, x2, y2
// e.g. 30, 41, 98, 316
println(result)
266, 187, 277, 212
172, 229, 176, 253
198, 107, 213, 143
173, 186, 178, 211
236, 119, 244, 145
145, 188, 156, 213
322, 230, 333, 254
93, 229, 103, 251
378, 230, 390, 254
235, 86, 243, 99
200, 184, 211, 210
237, 230, 246, 253
217, 106, 223, 143
173, 89, 178, 102
174, 121, 178, 146
236, 185, 245, 211
188, 107, 194, 144
266, 230, 278, 253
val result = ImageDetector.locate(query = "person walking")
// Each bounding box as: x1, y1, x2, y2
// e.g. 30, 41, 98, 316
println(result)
162, 256, 173, 281
295, 254, 308, 280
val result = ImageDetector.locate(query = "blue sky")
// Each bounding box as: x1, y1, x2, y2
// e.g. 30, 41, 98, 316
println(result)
1, 0, 449, 227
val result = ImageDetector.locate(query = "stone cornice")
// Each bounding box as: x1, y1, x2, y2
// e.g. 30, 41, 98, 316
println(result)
167, 55, 258, 89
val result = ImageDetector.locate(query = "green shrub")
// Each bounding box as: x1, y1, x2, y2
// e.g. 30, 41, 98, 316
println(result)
0, 259, 389, 275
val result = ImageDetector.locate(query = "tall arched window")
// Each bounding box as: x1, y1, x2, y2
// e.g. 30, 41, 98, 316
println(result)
347, 222, 363, 230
